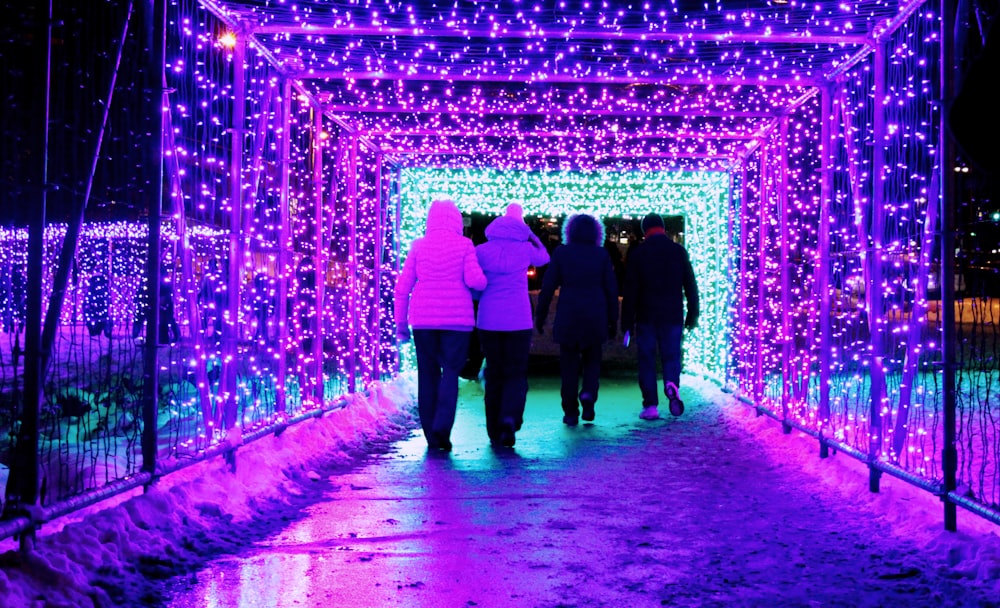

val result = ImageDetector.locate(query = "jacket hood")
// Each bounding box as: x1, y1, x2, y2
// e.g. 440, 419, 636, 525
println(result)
562, 213, 604, 246
425, 200, 464, 236
485, 214, 532, 242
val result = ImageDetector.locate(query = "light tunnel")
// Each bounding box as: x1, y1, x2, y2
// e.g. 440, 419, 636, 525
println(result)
2, 0, 998, 532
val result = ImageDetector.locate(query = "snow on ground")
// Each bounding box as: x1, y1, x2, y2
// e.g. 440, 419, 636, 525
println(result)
0, 371, 998, 607
0, 376, 419, 607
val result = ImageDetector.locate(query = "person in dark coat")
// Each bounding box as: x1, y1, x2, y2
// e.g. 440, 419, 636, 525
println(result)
620, 212, 699, 420
534, 213, 619, 425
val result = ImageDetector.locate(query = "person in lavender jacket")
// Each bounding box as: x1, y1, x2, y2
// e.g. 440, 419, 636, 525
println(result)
395, 200, 487, 452
475, 204, 550, 448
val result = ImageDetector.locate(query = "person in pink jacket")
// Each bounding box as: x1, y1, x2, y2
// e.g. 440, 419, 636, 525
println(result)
395, 200, 488, 451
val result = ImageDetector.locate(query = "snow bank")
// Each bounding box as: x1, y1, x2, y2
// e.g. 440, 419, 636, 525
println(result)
0, 374, 418, 608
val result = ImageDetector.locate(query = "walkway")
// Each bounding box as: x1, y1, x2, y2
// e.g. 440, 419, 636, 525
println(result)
161, 371, 998, 608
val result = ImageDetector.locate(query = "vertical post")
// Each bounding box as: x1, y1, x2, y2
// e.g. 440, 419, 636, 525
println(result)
221, 28, 247, 438
778, 116, 792, 421
141, 0, 167, 478
16, 0, 53, 555
275, 78, 292, 414
373, 152, 384, 382
737, 163, 750, 394
818, 84, 834, 456
311, 108, 325, 404
394, 164, 403, 373
755, 144, 769, 404
868, 41, 888, 488
347, 135, 359, 393
940, 0, 958, 531
40, 1, 134, 381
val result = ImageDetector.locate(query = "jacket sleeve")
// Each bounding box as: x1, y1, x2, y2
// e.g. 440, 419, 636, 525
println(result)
620, 252, 638, 332
602, 252, 619, 329
394, 247, 418, 330
528, 236, 551, 267
683, 250, 699, 323
534, 251, 560, 330
463, 241, 488, 291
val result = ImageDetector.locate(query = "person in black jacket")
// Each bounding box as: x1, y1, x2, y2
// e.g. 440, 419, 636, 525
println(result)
535, 213, 619, 426
620, 212, 699, 420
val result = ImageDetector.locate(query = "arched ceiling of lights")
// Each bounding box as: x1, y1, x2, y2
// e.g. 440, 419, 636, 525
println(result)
200, 0, 916, 172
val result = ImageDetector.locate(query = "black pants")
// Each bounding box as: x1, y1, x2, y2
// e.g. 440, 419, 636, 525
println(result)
413, 329, 472, 446
479, 329, 532, 441
558, 342, 603, 417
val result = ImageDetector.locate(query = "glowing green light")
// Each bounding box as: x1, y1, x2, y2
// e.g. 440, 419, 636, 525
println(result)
398, 167, 732, 380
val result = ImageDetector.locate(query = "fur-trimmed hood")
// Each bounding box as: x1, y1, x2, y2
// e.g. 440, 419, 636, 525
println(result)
562, 213, 604, 246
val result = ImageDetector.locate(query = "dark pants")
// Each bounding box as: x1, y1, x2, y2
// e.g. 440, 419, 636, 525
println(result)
479, 329, 532, 440
558, 342, 603, 416
636, 322, 684, 406
413, 329, 472, 446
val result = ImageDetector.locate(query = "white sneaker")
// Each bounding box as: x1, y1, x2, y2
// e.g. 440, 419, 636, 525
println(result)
639, 406, 659, 420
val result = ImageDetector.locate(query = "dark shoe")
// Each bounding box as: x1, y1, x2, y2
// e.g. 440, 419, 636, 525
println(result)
665, 382, 684, 417
581, 402, 595, 422
499, 418, 516, 447
562, 415, 579, 426
433, 431, 452, 451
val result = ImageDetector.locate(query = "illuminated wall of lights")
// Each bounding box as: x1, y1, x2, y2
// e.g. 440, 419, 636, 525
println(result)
726, 9, 961, 494
6, 0, 995, 516
398, 167, 733, 380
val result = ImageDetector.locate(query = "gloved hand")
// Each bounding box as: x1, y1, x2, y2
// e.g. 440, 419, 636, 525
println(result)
396, 328, 411, 343
534, 322, 545, 335
684, 315, 698, 331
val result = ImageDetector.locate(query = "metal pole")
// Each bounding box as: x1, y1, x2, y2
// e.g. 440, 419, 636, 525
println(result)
778, 116, 791, 421
868, 41, 888, 490
312, 108, 325, 404
755, 144, 769, 404
275, 78, 292, 414
373, 152, 384, 382
221, 28, 247, 437
737, 163, 750, 394
818, 84, 834, 454
16, 0, 54, 555
140, 0, 166, 478
940, 0, 958, 532
347, 135, 359, 393
394, 163, 403, 374
40, 1, 134, 380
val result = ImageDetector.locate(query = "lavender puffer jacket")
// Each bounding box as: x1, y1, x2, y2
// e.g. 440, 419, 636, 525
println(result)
475, 215, 550, 331
394, 200, 487, 331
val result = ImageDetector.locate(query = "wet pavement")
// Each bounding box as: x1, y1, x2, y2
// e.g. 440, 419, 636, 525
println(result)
161, 371, 998, 608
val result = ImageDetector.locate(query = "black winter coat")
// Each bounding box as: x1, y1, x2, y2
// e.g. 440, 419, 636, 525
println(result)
535, 215, 619, 347
620, 232, 699, 331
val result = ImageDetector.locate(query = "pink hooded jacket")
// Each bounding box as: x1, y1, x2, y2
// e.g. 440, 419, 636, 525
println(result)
394, 200, 487, 333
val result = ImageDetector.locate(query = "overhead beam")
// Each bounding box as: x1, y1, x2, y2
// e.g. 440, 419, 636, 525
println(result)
358, 129, 761, 140
295, 70, 822, 87
324, 104, 779, 119
252, 24, 868, 46
381, 147, 737, 159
